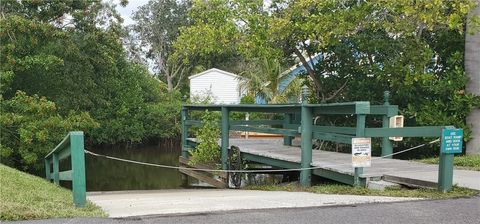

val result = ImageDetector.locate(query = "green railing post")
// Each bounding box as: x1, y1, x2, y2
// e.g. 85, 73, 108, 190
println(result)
70, 131, 86, 207
221, 107, 230, 170
181, 107, 189, 158
381, 91, 393, 158
44, 159, 50, 180
437, 128, 462, 193
438, 153, 454, 193
52, 153, 60, 185
354, 114, 366, 187
283, 113, 293, 146
180, 107, 189, 186
300, 106, 313, 187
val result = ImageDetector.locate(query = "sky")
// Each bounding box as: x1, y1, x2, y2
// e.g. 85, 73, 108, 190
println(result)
114, 0, 150, 26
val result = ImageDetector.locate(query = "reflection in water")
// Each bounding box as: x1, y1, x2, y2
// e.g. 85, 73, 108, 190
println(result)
84, 143, 292, 191
85, 144, 182, 191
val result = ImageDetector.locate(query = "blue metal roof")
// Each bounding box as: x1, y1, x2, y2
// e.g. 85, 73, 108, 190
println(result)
256, 54, 322, 104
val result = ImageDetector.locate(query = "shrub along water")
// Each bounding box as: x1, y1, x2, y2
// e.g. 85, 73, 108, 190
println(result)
1, 1, 183, 175
188, 110, 221, 167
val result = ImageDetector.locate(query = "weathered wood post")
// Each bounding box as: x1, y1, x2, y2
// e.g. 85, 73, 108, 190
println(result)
438, 152, 454, 192
300, 86, 312, 187
221, 107, 230, 170
52, 153, 60, 185
44, 158, 51, 181
381, 91, 394, 158
181, 107, 189, 158
283, 113, 293, 146
438, 128, 463, 192
70, 131, 86, 207
354, 114, 366, 187
180, 106, 189, 186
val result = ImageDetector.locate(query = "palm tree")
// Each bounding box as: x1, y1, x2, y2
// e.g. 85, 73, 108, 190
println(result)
466, 0, 480, 155
239, 58, 302, 104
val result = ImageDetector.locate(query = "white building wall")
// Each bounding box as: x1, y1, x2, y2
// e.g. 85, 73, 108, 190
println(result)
189, 69, 243, 104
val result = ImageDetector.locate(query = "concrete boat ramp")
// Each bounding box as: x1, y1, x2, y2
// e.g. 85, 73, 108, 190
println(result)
87, 189, 420, 218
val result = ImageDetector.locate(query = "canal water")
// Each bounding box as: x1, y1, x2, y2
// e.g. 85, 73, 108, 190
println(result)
83, 142, 287, 191
85, 143, 183, 191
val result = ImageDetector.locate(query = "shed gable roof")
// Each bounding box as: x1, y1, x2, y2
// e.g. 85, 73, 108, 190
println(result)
188, 68, 241, 80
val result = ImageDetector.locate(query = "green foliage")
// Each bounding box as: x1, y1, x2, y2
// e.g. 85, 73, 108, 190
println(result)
129, 0, 192, 91
1, 1, 183, 146
0, 91, 98, 174
240, 95, 255, 104
189, 110, 221, 166
174, 0, 480, 154
0, 164, 106, 221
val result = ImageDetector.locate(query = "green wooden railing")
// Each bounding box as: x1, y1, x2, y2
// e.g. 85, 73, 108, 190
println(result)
44, 131, 86, 207
181, 91, 457, 192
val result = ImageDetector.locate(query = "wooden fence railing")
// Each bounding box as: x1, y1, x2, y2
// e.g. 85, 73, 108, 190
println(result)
44, 131, 86, 207
181, 91, 459, 192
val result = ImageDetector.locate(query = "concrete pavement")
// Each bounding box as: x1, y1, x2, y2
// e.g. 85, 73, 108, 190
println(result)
384, 169, 480, 190
6, 196, 479, 224
87, 189, 421, 218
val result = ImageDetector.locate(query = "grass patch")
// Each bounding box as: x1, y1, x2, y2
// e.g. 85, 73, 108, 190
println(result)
417, 155, 480, 171
245, 183, 478, 200
0, 164, 106, 221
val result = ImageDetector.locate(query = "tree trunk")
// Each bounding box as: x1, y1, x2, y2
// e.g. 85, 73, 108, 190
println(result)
465, 0, 480, 155
166, 75, 174, 92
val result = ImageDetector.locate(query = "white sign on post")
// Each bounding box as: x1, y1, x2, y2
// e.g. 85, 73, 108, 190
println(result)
352, 138, 372, 167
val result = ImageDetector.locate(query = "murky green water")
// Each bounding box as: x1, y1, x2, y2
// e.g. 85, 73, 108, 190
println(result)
81, 142, 289, 191
85, 143, 183, 191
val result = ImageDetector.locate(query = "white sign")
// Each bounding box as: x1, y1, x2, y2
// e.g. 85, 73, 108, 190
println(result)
352, 138, 372, 167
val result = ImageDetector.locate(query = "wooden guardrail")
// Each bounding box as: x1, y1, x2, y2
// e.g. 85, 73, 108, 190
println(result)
44, 131, 86, 207
181, 91, 458, 191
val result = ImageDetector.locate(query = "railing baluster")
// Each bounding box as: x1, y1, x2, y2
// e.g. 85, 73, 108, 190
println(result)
221, 107, 230, 170
52, 153, 60, 185
45, 131, 86, 207
283, 113, 293, 146
300, 106, 313, 187
44, 158, 51, 181
70, 132, 86, 207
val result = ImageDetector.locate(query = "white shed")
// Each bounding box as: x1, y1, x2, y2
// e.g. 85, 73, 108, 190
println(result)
189, 68, 245, 104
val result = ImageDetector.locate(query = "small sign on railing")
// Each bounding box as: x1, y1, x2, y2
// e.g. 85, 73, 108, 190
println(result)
352, 138, 372, 167
441, 128, 463, 154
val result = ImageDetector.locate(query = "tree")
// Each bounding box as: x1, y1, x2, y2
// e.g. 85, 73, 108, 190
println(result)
1, 0, 183, 146
466, 0, 480, 155
0, 91, 98, 175
174, 0, 480, 153
130, 0, 192, 92
175, 0, 479, 101
239, 57, 302, 103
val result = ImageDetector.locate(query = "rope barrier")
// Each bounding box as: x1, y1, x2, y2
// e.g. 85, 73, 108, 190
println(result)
84, 138, 440, 173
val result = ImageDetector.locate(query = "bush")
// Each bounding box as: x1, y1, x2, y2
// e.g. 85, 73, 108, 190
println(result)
188, 110, 220, 167
0, 91, 98, 175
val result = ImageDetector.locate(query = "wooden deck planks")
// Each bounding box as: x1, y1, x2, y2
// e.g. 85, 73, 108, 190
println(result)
228, 138, 440, 179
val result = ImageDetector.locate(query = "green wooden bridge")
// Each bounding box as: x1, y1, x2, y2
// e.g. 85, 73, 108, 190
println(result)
181, 92, 461, 190
43, 92, 478, 208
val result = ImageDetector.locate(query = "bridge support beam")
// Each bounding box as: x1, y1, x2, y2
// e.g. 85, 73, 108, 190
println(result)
381, 91, 394, 158
180, 107, 189, 186
354, 114, 366, 187
283, 113, 293, 146
52, 153, 59, 185
438, 153, 454, 192
70, 132, 86, 208
181, 107, 189, 158
300, 106, 313, 187
221, 107, 230, 170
